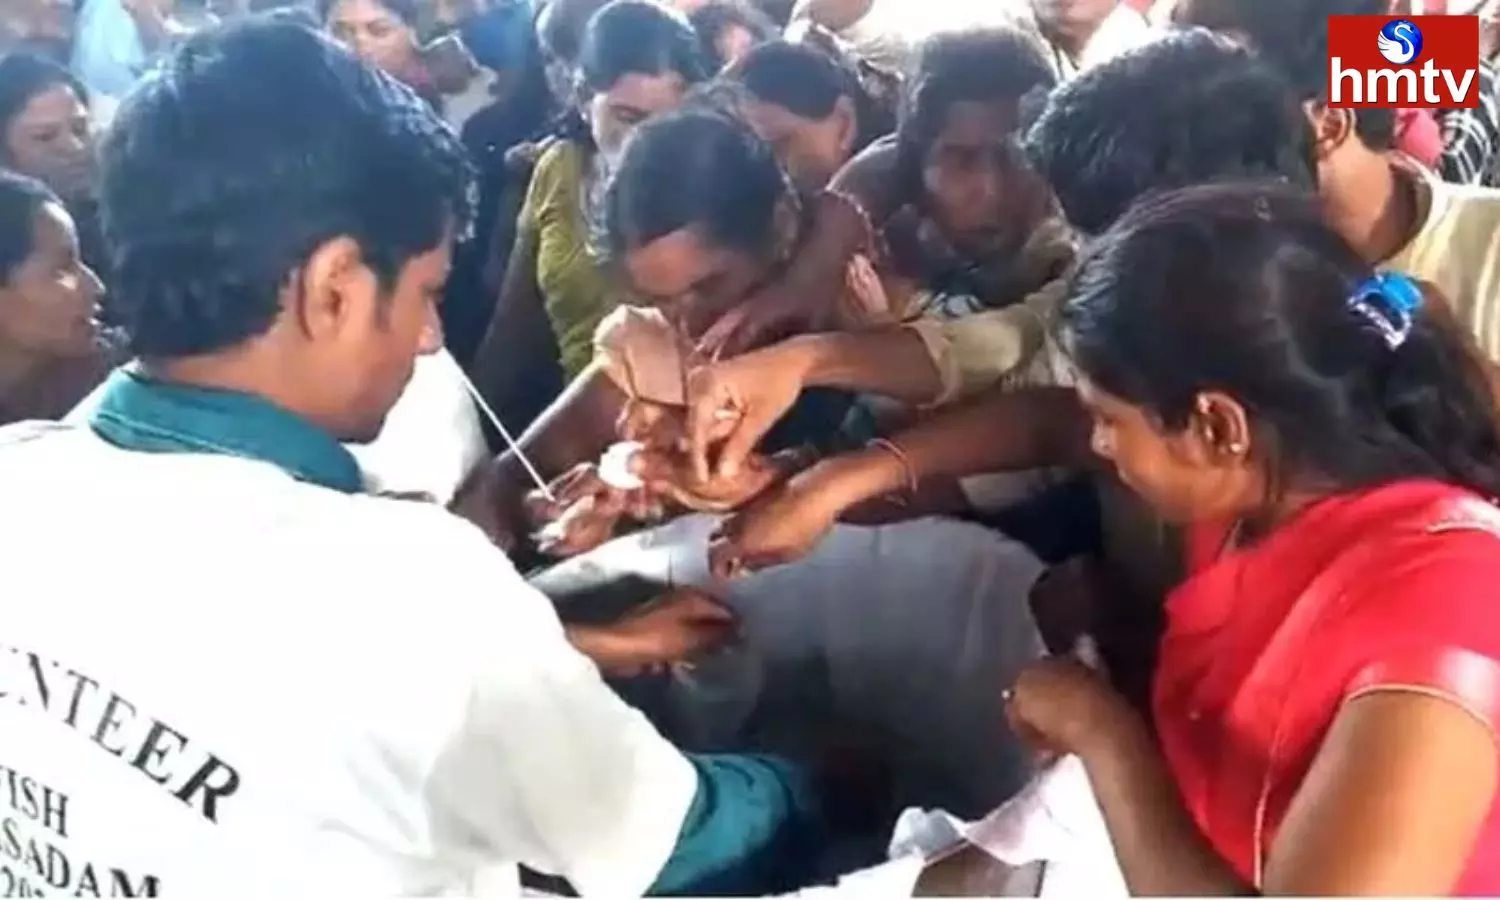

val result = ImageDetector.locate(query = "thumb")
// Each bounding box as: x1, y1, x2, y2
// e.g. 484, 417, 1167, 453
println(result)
685, 370, 732, 484
714, 404, 778, 480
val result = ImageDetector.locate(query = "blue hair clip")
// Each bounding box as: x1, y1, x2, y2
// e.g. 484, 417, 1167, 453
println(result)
1348, 271, 1424, 350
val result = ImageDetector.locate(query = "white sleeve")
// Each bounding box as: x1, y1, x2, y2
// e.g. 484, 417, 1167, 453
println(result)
417, 522, 698, 897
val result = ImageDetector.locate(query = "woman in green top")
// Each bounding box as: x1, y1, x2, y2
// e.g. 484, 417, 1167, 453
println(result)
475, 0, 708, 385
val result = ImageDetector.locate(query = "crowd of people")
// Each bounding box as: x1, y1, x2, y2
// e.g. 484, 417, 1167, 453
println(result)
5, 0, 1500, 895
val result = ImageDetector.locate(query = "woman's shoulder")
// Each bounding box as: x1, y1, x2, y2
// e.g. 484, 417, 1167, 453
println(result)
525, 140, 590, 203
1324, 482, 1500, 653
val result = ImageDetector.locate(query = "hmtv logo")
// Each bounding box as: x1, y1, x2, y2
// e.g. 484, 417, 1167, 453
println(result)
1328, 15, 1481, 108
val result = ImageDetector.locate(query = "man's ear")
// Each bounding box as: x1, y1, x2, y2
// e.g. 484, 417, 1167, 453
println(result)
289, 235, 380, 342
1304, 100, 1355, 161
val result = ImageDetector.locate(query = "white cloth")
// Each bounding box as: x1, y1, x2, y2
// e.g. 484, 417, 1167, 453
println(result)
345, 350, 487, 503
541, 513, 1047, 816
0, 421, 697, 895
68, 350, 487, 504
889, 756, 1126, 898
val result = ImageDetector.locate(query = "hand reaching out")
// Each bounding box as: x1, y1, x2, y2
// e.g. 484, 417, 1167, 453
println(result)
706, 461, 850, 578
683, 342, 814, 483
600, 588, 740, 677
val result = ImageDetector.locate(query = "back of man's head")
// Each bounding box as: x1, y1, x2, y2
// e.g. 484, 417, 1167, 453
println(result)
1024, 28, 1315, 236
1174, 0, 1396, 150
98, 16, 473, 360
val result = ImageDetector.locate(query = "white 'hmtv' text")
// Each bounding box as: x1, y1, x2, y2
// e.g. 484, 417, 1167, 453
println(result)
1330, 56, 1476, 105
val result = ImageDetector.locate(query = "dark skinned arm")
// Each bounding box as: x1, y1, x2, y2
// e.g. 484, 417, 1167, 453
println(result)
469, 223, 547, 418
815, 386, 1094, 515
696, 141, 907, 358
450, 365, 626, 548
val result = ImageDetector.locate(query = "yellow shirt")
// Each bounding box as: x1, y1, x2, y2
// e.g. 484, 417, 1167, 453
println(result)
1387, 165, 1500, 361
521, 141, 629, 378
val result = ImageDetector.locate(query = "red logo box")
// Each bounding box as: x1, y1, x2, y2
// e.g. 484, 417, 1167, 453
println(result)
1327, 15, 1480, 109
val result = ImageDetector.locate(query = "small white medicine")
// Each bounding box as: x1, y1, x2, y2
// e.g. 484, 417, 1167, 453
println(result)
598, 441, 646, 490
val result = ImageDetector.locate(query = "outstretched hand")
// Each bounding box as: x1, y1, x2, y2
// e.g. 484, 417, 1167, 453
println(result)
604, 588, 740, 676
706, 461, 849, 578
683, 342, 813, 483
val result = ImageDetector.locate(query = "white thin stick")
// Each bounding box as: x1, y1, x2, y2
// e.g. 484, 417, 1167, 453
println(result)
445, 354, 556, 502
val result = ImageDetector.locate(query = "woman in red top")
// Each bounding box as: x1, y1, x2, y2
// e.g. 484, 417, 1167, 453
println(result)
1007, 182, 1500, 895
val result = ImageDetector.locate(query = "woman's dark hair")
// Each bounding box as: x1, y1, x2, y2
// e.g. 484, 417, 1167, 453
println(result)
1023, 29, 1315, 237
728, 38, 891, 155
605, 104, 785, 258
1061, 181, 1500, 501
538, 0, 609, 64
0, 52, 88, 143
0, 169, 58, 285
1175, 0, 1396, 150
578, 0, 708, 94
688, 0, 775, 72
316, 0, 420, 27
896, 27, 1055, 191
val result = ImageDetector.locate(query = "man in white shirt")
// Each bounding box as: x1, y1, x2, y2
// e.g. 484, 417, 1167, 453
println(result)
0, 18, 830, 896
1028, 0, 1155, 78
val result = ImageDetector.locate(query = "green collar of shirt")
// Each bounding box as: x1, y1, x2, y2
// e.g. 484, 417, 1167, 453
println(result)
89, 367, 364, 494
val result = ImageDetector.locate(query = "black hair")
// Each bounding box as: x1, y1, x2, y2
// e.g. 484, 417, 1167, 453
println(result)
1174, 0, 1396, 150
97, 18, 474, 359
896, 27, 1056, 191
538, 0, 609, 64
605, 103, 785, 258
728, 38, 890, 155
1024, 28, 1315, 237
578, 0, 708, 94
0, 169, 58, 285
1062, 181, 1500, 502
687, 0, 775, 72
316, 0, 420, 27
0, 52, 88, 146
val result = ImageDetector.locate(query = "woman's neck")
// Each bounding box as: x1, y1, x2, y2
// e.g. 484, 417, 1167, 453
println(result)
0, 345, 100, 424
1232, 485, 1336, 550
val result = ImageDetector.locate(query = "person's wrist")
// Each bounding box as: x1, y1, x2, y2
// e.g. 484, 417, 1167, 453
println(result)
1073, 697, 1151, 765
796, 448, 902, 515
772, 335, 823, 388
568, 623, 650, 674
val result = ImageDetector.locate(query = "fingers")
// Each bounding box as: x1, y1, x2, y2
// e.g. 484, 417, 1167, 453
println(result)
685, 368, 733, 483
713, 403, 779, 480
658, 586, 738, 623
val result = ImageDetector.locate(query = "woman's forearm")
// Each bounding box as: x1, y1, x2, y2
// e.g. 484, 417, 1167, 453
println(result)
1081, 719, 1251, 896
800, 386, 1095, 523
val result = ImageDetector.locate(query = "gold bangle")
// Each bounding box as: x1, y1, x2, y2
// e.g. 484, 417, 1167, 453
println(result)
868, 437, 919, 502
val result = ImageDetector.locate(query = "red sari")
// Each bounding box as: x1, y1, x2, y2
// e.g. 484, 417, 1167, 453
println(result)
1154, 480, 1500, 893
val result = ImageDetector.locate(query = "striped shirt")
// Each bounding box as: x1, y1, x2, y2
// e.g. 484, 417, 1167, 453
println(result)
1438, 60, 1500, 186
